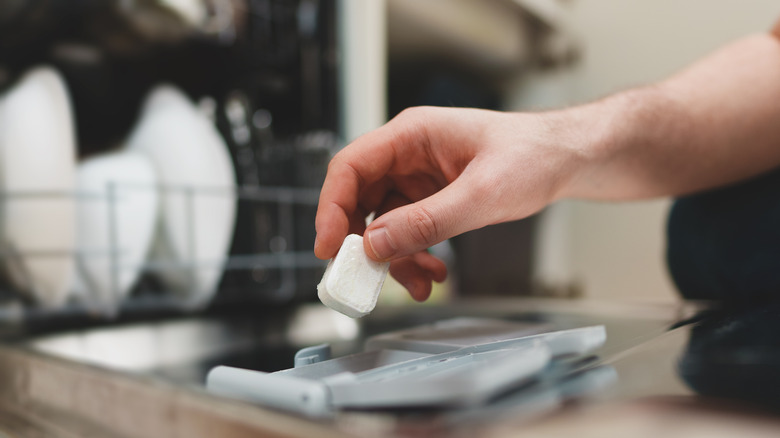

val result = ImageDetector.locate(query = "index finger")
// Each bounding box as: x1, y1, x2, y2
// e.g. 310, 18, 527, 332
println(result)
314, 115, 427, 259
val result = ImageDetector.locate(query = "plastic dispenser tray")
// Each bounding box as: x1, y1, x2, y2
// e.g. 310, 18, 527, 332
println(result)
206, 318, 606, 417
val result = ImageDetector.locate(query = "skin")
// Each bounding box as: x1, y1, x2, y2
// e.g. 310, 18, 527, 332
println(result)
315, 20, 780, 301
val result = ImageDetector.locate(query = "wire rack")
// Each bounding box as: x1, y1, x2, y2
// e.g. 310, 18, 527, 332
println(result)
0, 183, 326, 322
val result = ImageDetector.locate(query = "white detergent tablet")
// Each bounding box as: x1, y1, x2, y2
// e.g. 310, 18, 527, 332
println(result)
317, 234, 390, 318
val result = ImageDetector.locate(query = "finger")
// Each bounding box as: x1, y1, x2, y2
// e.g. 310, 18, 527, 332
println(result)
375, 191, 412, 217
364, 164, 493, 261
314, 111, 432, 258
347, 205, 369, 237
314, 200, 350, 259
357, 178, 394, 215
411, 251, 447, 283
389, 257, 434, 302
392, 173, 445, 204
315, 201, 370, 259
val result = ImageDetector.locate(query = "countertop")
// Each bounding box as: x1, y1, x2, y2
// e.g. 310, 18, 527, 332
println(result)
0, 298, 779, 437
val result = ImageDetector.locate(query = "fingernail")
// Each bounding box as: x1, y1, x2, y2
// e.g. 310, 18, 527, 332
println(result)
313, 234, 320, 251
367, 228, 397, 260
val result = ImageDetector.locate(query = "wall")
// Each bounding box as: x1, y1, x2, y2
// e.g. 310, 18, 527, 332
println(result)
519, 1, 780, 303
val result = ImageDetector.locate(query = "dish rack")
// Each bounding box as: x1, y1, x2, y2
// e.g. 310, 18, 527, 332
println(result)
0, 183, 326, 323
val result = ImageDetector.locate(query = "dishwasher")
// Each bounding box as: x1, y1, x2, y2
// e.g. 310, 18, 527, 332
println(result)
0, 1, 342, 435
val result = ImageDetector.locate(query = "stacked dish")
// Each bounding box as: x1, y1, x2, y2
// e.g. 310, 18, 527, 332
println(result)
0, 66, 77, 307
0, 69, 238, 313
127, 85, 237, 309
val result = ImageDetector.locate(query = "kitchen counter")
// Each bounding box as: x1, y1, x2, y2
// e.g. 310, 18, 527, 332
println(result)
0, 298, 779, 437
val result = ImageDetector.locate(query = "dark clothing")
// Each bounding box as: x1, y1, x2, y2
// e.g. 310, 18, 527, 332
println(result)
667, 167, 780, 301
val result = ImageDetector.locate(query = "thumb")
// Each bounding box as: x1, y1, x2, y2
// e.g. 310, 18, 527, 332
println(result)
364, 178, 489, 261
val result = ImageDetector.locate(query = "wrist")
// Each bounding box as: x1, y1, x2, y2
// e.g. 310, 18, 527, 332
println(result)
537, 99, 618, 200
554, 85, 679, 199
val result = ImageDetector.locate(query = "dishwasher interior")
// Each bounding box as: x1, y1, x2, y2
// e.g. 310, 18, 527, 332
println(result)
0, 0, 338, 322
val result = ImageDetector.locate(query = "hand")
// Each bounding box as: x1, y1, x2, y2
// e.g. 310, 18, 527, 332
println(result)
314, 106, 587, 300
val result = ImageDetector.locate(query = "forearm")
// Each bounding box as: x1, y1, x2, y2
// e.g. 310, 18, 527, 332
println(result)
560, 31, 780, 200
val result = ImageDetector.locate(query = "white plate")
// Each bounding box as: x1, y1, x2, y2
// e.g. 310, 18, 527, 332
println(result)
127, 85, 237, 308
72, 150, 158, 315
0, 66, 77, 307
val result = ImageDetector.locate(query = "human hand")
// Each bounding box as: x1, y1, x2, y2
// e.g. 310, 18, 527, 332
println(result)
314, 106, 588, 301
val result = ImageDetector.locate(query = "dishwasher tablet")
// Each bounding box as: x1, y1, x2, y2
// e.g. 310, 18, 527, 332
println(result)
317, 234, 390, 318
